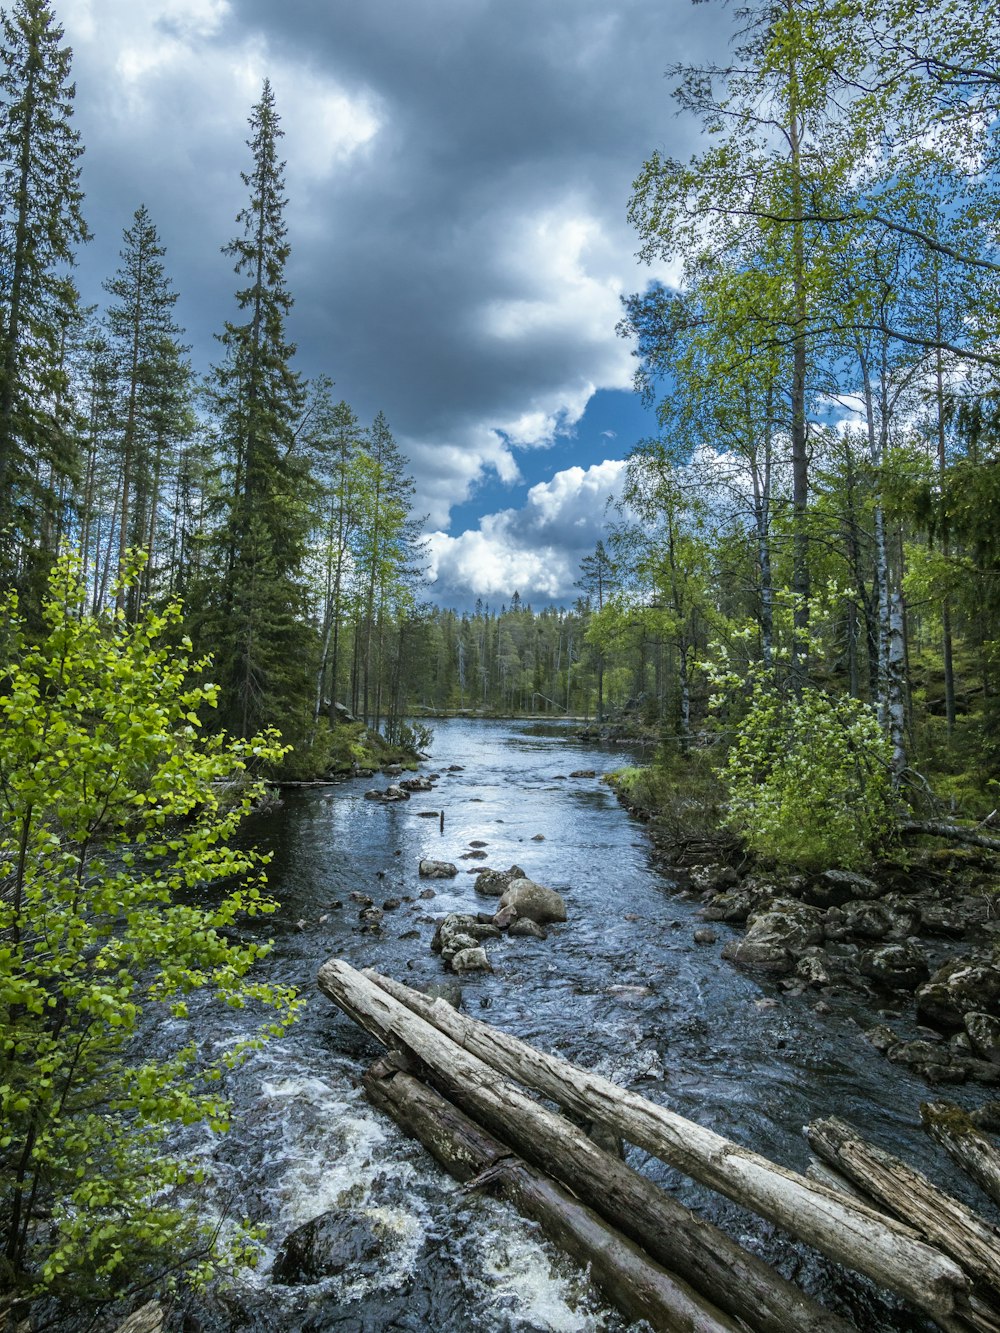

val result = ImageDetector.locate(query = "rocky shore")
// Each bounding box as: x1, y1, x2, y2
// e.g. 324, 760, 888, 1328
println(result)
688, 858, 1000, 1082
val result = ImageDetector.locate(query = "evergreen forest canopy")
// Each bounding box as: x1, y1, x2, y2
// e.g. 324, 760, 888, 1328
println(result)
1, 0, 1000, 1316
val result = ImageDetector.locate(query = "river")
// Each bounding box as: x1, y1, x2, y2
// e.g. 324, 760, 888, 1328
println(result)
175, 717, 992, 1332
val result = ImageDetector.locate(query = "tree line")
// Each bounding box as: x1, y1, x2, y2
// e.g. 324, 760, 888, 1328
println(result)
0, 1, 425, 766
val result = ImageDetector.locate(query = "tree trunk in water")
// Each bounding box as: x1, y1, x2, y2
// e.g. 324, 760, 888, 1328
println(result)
806, 1116, 1000, 1326
922, 1103, 1000, 1212
318, 960, 968, 1327
363, 1053, 746, 1333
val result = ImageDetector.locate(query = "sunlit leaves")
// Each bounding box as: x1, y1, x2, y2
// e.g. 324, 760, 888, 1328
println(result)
0, 553, 302, 1304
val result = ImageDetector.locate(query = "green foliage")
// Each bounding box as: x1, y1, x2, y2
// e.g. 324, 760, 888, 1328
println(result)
722, 675, 895, 870
0, 554, 301, 1306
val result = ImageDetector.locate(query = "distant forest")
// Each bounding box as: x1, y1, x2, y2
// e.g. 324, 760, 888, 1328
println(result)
0, 0, 999, 810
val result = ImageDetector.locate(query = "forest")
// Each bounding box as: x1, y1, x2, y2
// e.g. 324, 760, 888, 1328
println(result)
2, 0, 1000, 1321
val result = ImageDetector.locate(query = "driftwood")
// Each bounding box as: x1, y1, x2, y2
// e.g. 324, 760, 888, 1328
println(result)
319, 959, 970, 1328
323, 962, 851, 1333
806, 1116, 1000, 1333
922, 1102, 1000, 1211
363, 1053, 744, 1333
351, 962, 969, 1326
898, 820, 1000, 853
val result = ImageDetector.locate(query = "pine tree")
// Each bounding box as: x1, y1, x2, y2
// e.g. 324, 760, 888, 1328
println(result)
200, 81, 311, 740
0, 0, 88, 586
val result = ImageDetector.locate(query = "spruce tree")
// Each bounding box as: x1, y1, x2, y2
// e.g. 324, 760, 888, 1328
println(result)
103, 204, 191, 617
201, 81, 311, 740
0, 0, 88, 586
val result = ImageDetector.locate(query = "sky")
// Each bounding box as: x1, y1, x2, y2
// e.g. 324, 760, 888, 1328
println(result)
60, 0, 732, 609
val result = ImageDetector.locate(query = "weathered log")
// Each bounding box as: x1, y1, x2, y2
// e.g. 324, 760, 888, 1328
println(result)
898, 821, 1000, 853
805, 1157, 874, 1205
922, 1102, 1000, 1212
321, 961, 854, 1333
806, 1116, 1000, 1330
363, 1054, 744, 1333
352, 962, 967, 1325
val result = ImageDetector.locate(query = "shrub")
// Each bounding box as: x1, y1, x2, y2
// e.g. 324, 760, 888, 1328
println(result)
0, 556, 301, 1309
722, 678, 894, 870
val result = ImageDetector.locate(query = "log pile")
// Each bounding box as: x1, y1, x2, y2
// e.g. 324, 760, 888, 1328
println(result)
319, 958, 1000, 1332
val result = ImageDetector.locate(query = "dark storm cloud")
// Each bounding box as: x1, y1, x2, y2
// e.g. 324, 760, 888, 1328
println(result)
61, 0, 728, 596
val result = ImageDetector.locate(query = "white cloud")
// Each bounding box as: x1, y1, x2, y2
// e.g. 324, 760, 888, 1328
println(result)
426, 458, 626, 605
67, 3, 381, 174
482, 206, 628, 354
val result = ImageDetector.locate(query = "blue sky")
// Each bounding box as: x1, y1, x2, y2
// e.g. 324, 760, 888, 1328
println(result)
60, 0, 728, 607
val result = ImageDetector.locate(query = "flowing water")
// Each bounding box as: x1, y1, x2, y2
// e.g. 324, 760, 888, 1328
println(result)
174, 718, 995, 1332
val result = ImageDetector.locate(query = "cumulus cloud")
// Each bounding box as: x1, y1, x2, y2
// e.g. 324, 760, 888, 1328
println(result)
426, 459, 626, 606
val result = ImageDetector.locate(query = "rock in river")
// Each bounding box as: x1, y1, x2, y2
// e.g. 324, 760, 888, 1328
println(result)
498, 877, 567, 924
419, 859, 458, 878
474, 864, 526, 897
721, 898, 824, 974
273, 1211, 384, 1286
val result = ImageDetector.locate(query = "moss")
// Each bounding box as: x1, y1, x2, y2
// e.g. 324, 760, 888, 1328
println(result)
919, 1101, 977, 1139
279, 719, 420, 780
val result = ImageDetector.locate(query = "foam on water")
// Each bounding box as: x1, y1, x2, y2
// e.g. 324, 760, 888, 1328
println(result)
464, 1201, 613, 1332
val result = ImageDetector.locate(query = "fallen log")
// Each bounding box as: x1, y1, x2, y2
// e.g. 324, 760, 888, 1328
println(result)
322, 962, 852, 1333
806, 1116, 1000, 1331
922, 1102, 1000, 1212
898, 821, 1000, 853
363, 1053, 744, 1333
349, 962, 967, 1327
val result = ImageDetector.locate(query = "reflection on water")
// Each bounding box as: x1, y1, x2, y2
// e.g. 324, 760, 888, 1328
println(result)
173, 719, 993, 1332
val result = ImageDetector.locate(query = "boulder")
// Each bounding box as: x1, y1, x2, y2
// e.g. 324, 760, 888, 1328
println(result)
831, 901, 896, 940
474, 864, 526, 897
419, 859, 458, 878
450, 946, 492, 974
499, 877, 567, 924
916, 981, 967, 1031
364, 784, 410, 802
569, 769, 597, 778
509, 918, 548, 940
887, 1041, 967, 1084
804, 868, 880, 908
693, 928, 718, 945
918, 896, 991, 935
492, 905, 518, 930
965, 1011, 1000, 1064
400, 776, 434, 792
796, 949, 832, 988
689, 864, 740, 894
858, 941, 929, 991
864, 1024, 901, 1054
916, 956, 1000, 1031
701, 890, 761, 923
273, 1211, 384, 1285
432, 913, 500, 964
721, 899, 824, 975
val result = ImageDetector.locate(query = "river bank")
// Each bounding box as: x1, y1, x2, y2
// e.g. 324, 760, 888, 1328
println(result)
607, 762, 1000, 1091
108, 719, 1000, 1332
